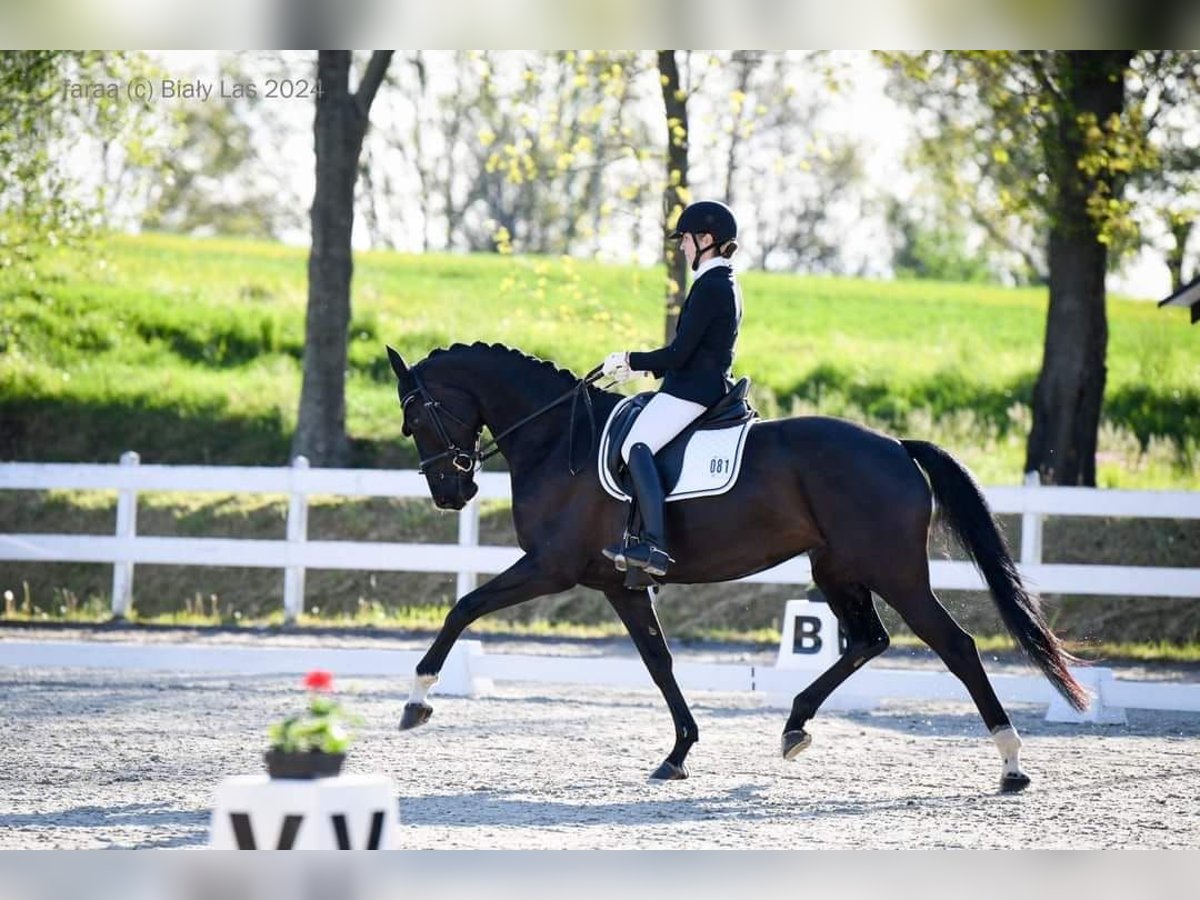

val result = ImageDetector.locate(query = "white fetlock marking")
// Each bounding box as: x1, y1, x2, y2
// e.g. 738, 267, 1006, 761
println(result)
407, 673, 438, 705
991, 725, 1023, 777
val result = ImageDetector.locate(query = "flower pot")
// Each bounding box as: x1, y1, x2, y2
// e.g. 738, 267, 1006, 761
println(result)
264, 749, 346, 779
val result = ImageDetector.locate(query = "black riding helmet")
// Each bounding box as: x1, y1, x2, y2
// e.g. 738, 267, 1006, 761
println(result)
668, 200, 738, 270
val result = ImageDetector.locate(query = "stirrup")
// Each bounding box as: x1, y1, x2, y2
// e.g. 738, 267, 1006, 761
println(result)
602, 541, 629, 572
623, 543, 672, 578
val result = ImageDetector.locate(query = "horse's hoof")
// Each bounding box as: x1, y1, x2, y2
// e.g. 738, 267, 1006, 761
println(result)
649, 760, 689, 781
781, 729, 812, 760
999, 772, 1031, 794
399, 702, 433, 731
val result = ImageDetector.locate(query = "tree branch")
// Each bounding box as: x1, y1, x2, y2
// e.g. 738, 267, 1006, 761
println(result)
1027, 53, 1065, 106
355, 50, 394, 119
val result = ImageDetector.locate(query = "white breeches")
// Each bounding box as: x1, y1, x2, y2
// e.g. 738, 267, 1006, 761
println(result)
621, 392, 707, 462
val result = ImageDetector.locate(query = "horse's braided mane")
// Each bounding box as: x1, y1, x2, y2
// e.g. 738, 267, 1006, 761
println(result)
422, 341, 581, 389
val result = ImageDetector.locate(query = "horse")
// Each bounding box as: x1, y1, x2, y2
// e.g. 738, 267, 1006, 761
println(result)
386, 341, 1088, 792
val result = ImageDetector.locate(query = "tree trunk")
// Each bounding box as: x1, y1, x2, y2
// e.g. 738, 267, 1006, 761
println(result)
1024, 51, 1131, 486
723, 51, 761, 207
658, 51, 689, 341
293, 51, 392, 467
1166, 215, 1192, 292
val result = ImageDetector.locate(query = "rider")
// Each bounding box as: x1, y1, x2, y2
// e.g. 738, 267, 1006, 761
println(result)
600, 199, 743, 578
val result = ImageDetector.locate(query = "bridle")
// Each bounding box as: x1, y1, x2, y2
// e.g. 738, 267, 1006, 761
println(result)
402, 365, 605, 478
401, 367, 480, 476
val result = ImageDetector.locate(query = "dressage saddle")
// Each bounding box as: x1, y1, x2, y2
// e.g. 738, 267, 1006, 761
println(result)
604, 377, 755, 497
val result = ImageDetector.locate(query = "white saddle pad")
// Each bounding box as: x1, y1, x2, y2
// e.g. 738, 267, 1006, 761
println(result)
598, 397, 754, 503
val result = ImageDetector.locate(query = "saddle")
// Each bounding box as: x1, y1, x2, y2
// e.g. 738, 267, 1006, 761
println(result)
599, 377, 757, 502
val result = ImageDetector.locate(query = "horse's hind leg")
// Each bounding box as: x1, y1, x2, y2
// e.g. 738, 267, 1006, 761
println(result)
781, 569, 889, 760
604, 587, 698, 781
879, 579, 1030, 793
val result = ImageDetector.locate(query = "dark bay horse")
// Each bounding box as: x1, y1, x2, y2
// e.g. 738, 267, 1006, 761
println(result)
387, 342, 1087, 792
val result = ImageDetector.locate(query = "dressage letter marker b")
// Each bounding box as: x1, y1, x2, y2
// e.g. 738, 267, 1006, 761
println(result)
768, 598, 876, 711
792, 615, 824, 654
776, 599, 842, 673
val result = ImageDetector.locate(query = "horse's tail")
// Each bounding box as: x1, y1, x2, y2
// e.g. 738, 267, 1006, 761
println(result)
901, 439, 1089, 712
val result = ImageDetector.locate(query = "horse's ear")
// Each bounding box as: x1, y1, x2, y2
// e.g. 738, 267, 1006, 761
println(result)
386, 345, 408, 380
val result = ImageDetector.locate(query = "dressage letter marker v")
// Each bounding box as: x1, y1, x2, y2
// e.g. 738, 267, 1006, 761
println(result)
228, 811, 387, 849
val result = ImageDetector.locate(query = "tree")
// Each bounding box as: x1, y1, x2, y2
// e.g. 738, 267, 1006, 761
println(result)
883, 52, 1148, 485
719, 50, 763, 207
886, 197, 993, 283
142, 57, 301, 239
0, 52, 158, 269
1024, 53, 1136, 486
709, 52, 865, 274
658, 50, 690, 340
462, 51, 652, 256
293, 51, 393, 467
1125, 53, 1200, 292
886, 76, 1050, 286
356, 51, 657, 263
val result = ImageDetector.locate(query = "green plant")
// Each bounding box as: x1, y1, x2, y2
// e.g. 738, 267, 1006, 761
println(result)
267, 670, 356, 754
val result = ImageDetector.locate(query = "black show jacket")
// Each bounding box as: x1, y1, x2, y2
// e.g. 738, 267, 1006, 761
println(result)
628, 263, 741, 406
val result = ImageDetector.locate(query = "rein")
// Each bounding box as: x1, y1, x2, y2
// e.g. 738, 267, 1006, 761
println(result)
403, 366, 605, 477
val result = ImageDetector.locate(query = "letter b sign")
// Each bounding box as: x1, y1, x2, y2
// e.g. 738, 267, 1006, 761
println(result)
792, 615, 824, 654
776, 598, 845, 671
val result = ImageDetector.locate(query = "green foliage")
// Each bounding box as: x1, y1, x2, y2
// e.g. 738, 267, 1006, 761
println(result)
1, 232, 1197, 486
440, 51, 657, 255
888, 199, 994, 283
879, 51, 1170, 279
0, 52, 166, 270
268, 691, 355, 754
141, 57, 300, 239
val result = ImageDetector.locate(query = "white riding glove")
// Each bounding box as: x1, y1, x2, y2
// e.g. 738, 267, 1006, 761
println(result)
602, 351, 634, 383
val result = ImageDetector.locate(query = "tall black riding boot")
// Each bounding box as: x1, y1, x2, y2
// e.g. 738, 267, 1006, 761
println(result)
620, 442, 673, 577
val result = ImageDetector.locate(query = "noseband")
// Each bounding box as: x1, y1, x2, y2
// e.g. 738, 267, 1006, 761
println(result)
402, 365, 604, 478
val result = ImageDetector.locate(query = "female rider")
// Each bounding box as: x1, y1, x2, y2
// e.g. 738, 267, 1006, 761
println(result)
601, 200, 743, 578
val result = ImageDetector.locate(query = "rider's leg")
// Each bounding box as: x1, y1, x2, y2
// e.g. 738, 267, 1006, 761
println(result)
622, 443, 671, 575
603, 392, 705, 576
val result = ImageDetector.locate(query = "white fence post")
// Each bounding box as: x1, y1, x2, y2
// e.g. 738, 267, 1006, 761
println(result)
1020, 470, 1043, 568
283, 456, 309, 625
457, 497, 480, 599
110, 451, 140, 619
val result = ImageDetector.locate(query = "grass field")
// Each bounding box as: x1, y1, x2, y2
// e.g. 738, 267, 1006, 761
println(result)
2, 233, 1198, 651
2, 232, 1197, 486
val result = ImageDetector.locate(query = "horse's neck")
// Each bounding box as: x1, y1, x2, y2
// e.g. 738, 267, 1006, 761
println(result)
472, 371, 562, 434
468, 364, 616, 471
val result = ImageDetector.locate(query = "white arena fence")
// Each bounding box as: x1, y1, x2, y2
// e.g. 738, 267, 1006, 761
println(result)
1, 453, 1198, 622
2, 454, 1199, 722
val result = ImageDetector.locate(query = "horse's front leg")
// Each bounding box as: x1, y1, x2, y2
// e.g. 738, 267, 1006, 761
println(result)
399, 554, 570, 730
605, 588, 698, 781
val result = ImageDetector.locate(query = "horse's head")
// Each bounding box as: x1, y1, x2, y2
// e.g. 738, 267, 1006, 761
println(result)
387, 345, 481, 510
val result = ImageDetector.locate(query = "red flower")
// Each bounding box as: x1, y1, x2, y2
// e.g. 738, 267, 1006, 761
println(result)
304, 669, 334, 692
